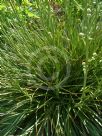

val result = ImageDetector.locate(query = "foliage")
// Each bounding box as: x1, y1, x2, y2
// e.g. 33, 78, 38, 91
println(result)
0, 0, 102, 136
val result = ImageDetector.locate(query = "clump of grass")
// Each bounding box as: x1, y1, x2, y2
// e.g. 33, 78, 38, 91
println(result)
0, 0, 102, 136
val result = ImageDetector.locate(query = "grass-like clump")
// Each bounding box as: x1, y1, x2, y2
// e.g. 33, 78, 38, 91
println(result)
0, 0, 102, 136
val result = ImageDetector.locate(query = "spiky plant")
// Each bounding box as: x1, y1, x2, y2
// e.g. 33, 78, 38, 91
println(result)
0, 0, 102, 136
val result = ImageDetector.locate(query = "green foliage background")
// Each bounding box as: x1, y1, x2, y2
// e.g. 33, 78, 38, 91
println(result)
0, 0, 102, 136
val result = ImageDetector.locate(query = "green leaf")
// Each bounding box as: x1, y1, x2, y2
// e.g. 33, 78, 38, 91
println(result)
16, 0, 22, 6
25, 10, 39, 18
0, 113, 25, 136
0, 4, 6, 10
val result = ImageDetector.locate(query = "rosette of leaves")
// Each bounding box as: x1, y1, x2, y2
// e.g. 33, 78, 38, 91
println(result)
0, 0, 102, 136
